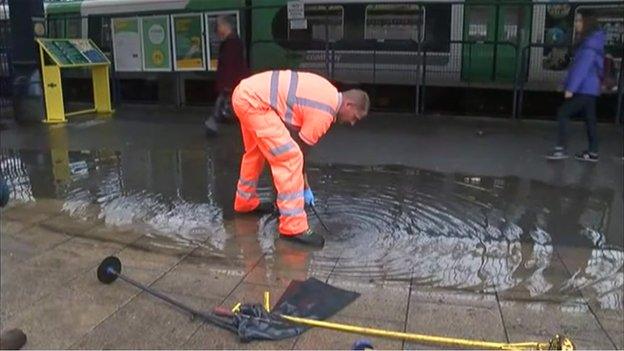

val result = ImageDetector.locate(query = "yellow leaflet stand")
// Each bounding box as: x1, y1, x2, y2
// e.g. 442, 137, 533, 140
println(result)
36, 38, 112, 123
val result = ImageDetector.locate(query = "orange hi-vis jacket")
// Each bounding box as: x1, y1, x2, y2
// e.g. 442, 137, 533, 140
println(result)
232, 70, 342, 235
235, 70, 342, 146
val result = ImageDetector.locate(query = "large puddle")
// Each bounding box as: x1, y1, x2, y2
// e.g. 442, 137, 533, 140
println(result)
1, 148, 622, 311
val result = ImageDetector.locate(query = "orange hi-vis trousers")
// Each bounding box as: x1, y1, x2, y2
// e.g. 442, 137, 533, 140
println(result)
231, 86, 308, 236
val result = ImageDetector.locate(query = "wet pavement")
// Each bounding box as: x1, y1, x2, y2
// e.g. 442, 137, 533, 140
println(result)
0, 108, 622, 349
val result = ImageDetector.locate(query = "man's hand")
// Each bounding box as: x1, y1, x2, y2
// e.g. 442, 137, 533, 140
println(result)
304, 188, 315, 207
564, 91, 573, 99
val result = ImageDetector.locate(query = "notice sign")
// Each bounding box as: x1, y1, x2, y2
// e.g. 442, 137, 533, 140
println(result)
141, 16, 172, 71
172, 13, 206, 71
112, 17, 142, 71
289, 19, 308, 30
287, 1, 305, 19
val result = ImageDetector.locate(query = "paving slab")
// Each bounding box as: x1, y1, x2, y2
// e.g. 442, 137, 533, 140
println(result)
0, 218, 29, 234
1, 204, 58, 225
64, 236, 200, 349
499, 300, 616, 349
325, 279, 410, 324
39, 213, 100, 237
293, 316, 404, 350
111, 236, 194, 285
0, 224, 71, 264
73, 285, 217, 349
595, 309, 624, 349
404, 288, 507, 350
244, 242, 337, 288
4, 264, 147, 349
1, 237, 122, 326
79, 224, 145, 246
157, 247, 253, 302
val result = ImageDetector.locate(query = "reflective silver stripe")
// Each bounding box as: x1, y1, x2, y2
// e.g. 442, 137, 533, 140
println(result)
284, 71, 299, 125
270, 71, 279, 111
238, 178, 257, 188
295, 97, 336, 116
270, 141, 295, 156
277, 190, 304, 201
236, 189, 256, 200
279, 207, 305, 217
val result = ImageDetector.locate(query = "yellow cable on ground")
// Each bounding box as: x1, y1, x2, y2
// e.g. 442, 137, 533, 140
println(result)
280, 314, 572, 350
257, 291, 573, 350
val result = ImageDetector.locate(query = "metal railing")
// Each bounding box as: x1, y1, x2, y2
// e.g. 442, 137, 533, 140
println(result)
4, 1, 621, 122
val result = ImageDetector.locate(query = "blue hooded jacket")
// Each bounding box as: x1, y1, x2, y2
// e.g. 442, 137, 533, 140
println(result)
564, 30, 606, 96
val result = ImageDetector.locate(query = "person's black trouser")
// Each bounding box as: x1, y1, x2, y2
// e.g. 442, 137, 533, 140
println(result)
556, 94, 598, 153
212, 91, 233, 123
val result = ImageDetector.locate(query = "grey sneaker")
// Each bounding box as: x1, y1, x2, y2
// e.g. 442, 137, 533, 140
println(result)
205, 118, 218, 137
575, 151, 598, 162
281, 228, 325, 248
545, 147, 569, 160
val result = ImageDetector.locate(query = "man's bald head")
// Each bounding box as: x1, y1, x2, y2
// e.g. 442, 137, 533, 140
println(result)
337, 89, 370, 126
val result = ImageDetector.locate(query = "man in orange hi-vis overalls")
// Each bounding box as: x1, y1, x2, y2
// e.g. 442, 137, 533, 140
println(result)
231, 70, 370, 248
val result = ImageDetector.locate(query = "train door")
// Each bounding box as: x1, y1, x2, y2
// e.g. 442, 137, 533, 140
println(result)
494, 4, 531, 81
462, 1, 531, 82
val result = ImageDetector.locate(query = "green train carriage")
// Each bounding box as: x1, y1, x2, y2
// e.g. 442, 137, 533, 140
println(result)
39, 0, 624, 106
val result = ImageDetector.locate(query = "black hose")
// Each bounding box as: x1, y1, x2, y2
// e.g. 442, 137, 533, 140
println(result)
110, 269, 237, 332
310, 205, 333, 236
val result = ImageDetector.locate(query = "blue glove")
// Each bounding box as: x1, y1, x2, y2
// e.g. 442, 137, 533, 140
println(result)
303, 188, 315, 206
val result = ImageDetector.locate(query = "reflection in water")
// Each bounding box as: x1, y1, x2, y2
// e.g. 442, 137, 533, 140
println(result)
0, 149, 622, 311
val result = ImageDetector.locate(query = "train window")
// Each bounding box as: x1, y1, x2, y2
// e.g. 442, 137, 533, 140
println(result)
48, 18, 65, 38
47, 17, 83, 39
288, 5, 343, 43
501, 7, 521, 42
89, 17, 112, 55
575, 5, 624, 58
364, 4, 424, 42
467, 7, 489, 41
66, 18, 82, 38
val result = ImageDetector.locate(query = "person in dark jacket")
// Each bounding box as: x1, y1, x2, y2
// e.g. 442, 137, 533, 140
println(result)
546, 10, 605, 162
205, 15, 250, 136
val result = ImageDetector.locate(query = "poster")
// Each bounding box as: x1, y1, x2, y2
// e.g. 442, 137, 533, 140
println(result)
172, 13, 205, 71
542, 4, 573, 71
141, 16, 172, 71
543, 4, 624, 71
205, 11, 240, 71
112, 17, 142, 71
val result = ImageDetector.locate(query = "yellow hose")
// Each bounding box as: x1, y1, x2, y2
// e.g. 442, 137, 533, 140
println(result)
259, 291, 572, 350
280, 314, 553, 350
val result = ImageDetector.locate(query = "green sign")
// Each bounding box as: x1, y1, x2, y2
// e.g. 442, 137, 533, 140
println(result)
141, 16, 172, 71
39, 39, 110, 67
172, 14, 206, 71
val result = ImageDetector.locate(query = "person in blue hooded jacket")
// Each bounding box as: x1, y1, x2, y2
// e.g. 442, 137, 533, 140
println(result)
546, 10, 605, 162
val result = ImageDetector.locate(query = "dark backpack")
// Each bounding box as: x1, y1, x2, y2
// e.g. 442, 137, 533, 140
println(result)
601, 54, 618, 93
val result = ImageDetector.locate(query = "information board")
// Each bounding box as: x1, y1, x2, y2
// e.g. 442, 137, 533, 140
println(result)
141, 16, 172, 71
39, 39, 109, 66
172, 13, 206, 71
112, 17, 142, 71
205, 11, 240, 71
